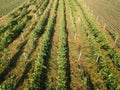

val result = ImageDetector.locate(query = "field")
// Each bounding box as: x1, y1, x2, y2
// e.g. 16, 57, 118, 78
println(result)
83, 0, 120, 33
0, 0, 25, 17
0, 0, 120, 90
83, 0, 120, 47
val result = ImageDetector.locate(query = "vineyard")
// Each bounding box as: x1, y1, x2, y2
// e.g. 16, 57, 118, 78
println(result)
0, 0, 120, 90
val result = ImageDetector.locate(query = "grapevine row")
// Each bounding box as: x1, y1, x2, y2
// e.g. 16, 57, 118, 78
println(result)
0, 4, 30, 36
58, 0, 68, 89
30, 0, 51, 50
0, 16, 31, 50
74, 0, 119, 89
75, 0, 120, 69
36, 0, 49, 15
87, 31, 118, 89
28, 0, 58, 89
0, 0, 39, 88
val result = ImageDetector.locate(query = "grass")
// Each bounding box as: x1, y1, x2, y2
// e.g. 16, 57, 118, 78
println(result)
0, 0, 25, 17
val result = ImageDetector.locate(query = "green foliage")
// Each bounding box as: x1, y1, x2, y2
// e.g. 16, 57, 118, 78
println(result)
87, 33, 117, 89
0, 16, 31, 49
0, 59, 3, 66
37, 0, 49, 15
57, 0, 68, 89
75, 0, 120, 69
29, 0, 58, 89
0, 19, 18, 35
0, 5, 30, 37
30, 0, 51, 50
108, 49, 120, 68
0, 75, 16, 90
75, 0, 119, 89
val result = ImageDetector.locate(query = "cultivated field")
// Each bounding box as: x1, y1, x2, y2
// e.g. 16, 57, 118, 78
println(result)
83, 0, 120, 33
83, 0, 120, 47
0, 0, 25, 17
0, 0, 120, 90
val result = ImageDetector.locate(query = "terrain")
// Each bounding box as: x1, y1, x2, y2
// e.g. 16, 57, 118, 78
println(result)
0, 0, 25, 17
0, 0, 120, 90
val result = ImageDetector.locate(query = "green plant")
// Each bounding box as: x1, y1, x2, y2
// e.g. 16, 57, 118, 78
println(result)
29, 0, 58, 89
